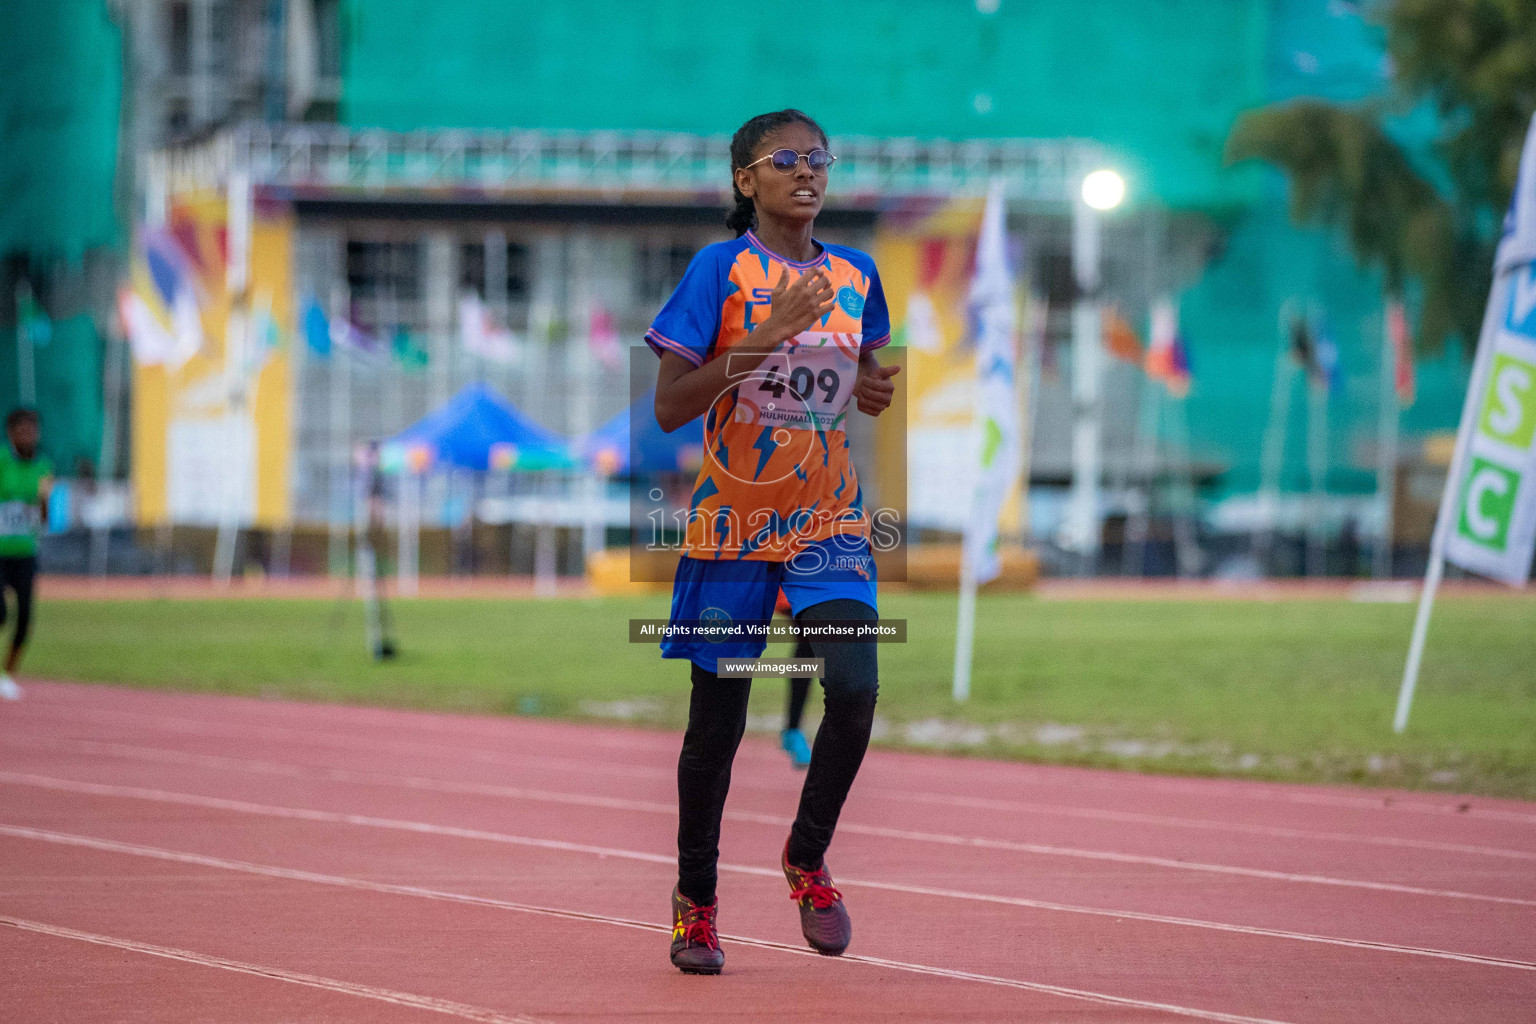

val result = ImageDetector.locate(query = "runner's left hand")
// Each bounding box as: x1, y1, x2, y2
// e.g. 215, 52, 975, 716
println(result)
855, 363, 900, 416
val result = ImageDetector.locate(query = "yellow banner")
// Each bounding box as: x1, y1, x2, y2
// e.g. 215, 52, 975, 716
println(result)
130, 191, 295, 527
874, 198, 1028, 535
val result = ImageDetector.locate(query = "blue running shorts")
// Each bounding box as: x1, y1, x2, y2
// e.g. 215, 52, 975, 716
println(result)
661, 536, 878, 672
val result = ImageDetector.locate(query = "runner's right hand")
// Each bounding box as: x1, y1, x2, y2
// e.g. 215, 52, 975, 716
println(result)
759, 267, 836, 345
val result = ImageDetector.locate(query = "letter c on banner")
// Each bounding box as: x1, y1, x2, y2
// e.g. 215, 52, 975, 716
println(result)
1466, 467, 1511, 541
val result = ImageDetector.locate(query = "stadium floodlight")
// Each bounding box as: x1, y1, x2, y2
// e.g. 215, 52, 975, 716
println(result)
1081, 169, 1125, 211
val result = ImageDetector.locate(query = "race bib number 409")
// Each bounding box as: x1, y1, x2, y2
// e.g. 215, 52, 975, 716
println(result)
740, 332, 860, 432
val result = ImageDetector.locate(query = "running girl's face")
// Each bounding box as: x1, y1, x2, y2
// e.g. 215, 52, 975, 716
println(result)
734, 122, 828, 227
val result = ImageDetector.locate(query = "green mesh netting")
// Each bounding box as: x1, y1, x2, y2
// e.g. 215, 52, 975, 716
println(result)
0, 1, 121, 471
341, 0, 1271, 208
0, 0, 122, 261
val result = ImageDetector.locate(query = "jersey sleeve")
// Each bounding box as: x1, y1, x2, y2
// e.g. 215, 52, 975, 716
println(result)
645, 249, 723, 367
860, 264, 891, 353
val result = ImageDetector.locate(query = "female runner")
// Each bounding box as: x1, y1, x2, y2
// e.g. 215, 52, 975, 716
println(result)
647, 109, 899, 974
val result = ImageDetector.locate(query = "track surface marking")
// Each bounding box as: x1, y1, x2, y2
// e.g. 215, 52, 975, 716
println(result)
0, 916, 550, 1023
4, 682, 1533, 1023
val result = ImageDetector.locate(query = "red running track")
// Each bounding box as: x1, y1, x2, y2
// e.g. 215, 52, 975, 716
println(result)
2, 682, 1533, 1023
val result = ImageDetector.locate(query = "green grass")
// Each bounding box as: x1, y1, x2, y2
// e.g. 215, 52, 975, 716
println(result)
21, 591, 1536, 799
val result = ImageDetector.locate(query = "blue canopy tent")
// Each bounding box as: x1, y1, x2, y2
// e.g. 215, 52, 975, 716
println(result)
383, 383, 577, 472
580, 388, 704, 475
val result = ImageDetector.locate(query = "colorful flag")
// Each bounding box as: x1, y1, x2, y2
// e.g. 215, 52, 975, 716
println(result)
392, 326, 430, 371
1286, 308, 1340, 391
118, 287, 174, 366
1145, 298, 1191, 397
17, 289, 51, 348
589, 305, 622, 370
459, 292, 523, 365
302, 294, 331, 357
1102, 307, 1143, 363
960, 180, 1022, 585
143, 227, 195, 307
120, 227, 204, 369
299, 293, 383, 361
232, 292, 284, 378
1288, 311, 1316, 372
1386, 300, 1416, 407
901, 291, 943, 353
336, 317, 382, 358
1314, 320, 1342, 393
252, 295, 283, 354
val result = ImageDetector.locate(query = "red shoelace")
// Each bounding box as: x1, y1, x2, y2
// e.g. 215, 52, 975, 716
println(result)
788, 867, 843, 910
676, 902, 720, 949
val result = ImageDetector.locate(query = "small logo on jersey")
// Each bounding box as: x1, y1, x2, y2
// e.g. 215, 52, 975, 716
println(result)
836, 287, 865, 319
699, 606, 733, 643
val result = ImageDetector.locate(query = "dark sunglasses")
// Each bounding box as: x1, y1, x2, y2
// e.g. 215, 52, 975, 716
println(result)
744, 148, 837, 174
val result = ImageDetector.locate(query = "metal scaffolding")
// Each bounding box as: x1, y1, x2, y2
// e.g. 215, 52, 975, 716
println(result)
149, 122, 1106, 207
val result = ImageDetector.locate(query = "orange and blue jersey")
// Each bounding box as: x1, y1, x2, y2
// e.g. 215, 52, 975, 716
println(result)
646, 230, 890, 564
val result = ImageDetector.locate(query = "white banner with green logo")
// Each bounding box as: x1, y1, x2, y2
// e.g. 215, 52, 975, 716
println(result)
961, 180, 1022, 587
953, 180, 1021, 702
1444, 268, 1536, 585
1396, 113, 1536, 733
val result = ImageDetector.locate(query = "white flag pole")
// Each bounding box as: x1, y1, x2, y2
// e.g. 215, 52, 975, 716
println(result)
1066, 196, 1104, 573
1121, 377, 1156, 576
397, 466, 420, 598
1017, 293, 1046, 546
1374, 307, 1401, 579
1170, 390, 1202, 578
327, 282, 351, 577
952, 552, 977, 702
213, 167, 253, 586
1394, 274, 1508, 733
1305, 373, 1328, 577
1256, 304, 1296, 571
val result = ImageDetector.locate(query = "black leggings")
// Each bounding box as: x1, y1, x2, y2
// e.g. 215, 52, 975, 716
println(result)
0, 556, 37, 655
676, 598, 879, 906
785, 638, 813, 730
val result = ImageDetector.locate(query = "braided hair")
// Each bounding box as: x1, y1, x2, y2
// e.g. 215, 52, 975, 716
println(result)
726, 109, 829, 237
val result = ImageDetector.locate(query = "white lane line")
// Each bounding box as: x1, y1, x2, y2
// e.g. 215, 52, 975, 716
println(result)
13, 733, 1536, 919
4, 762, 1533, 908
5, 736, 681, 816
876, 790, 1536, 862
25, 702, 1536, 833
0, 826, 1296, 1024
6, 824, 1531, 974
13, 728, 1536, 869
0, 914, 550, 1024
21, 706, 679, 783
44, 698, 1536, 827
8, 769, 1536, 928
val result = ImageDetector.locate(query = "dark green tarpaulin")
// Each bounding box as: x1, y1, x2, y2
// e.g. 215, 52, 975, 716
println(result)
0, 1, 121, 470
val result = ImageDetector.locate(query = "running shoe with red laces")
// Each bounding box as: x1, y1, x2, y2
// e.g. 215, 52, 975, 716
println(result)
781, 841, 851, 955
670, 886, 724, 974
